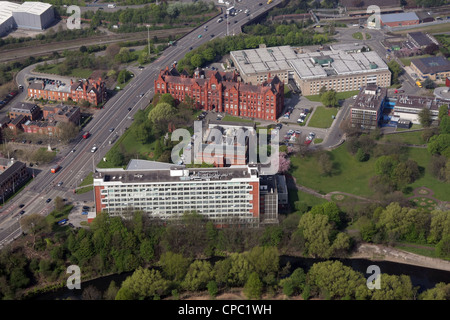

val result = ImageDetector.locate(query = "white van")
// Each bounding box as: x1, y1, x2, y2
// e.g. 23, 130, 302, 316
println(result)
108, 4, 116, 8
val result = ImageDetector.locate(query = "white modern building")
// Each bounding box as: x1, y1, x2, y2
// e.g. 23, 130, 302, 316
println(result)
93, 160, 282, 227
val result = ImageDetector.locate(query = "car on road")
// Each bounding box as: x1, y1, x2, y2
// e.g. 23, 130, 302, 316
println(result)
71, 149, 75, 153
91, 146, 98, 153
138, 66, 144, 70
46, 198, 52, 203
19, 204, 25, 208
128, 107, 132, 111
189, 47, 193, 50
210, 34, 214, 38
19, 210, 25, 215
109, 128, 114, 132
57, 181, 63, 186
198, 34, 202, 38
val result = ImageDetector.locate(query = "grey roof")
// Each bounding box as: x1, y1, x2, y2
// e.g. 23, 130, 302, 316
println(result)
125, 159, 178, 171
411, 56, 450, 75
408, 32, 436, 47
0, 161, 26, 185
380, 12, 419, 23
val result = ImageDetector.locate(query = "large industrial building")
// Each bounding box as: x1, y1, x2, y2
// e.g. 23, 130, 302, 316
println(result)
93, 160, 284, 227
0, 1, 54, 36
230, 45, 391, 96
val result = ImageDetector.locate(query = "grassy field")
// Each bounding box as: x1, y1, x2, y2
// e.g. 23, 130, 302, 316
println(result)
307, 106, 338, 128
399, 54, 432, 66
76, 172, 93, 194
288, 188, 328, 210
352, 32, 371, 40
380, 131, 426, 145
392, 22, 450, 35
305, 90, 360, 102
405, 147, 450, 202
34, 63, 92, 79
396, 124, 422, 132
394, 242, 438, 259
222, 115, 258, 124
290, 143, 376, 196
289, 142, 450, 201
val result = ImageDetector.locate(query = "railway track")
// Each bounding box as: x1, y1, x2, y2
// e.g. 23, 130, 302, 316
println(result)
0, 27, 193, 63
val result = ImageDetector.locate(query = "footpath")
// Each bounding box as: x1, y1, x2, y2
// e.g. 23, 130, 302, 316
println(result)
351, 243, 450, 272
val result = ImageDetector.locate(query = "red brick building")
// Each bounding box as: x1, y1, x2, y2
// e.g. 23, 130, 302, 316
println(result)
379, 12, 419, 28
43, 104, 81, 125
155, 67, 284, 121
28, 77, 107, 106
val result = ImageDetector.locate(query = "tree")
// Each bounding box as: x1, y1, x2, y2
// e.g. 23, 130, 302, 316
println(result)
387, 60, 403, 84
424, 43, 439, 55
54, 196, 65, 212
306, 260, 366, 300
418, 107, 433, 127
436, 234, 450, 259
439, 115, 450, 134
243, 272, 263, 300
298, 212, 332, 258
82, 285, 102, 300
278, 152, 290, 173
117, 267, 169, 300
207, 280, 218, 298
355, 148, 369, 162
104, 280, 120, 300
147, 102, 178, 134
438, 105, 449, 121
423, 78, 436, 89
158, 252, 190, 281
318, 152, 333, 176
428, 134, 450, 156
428, 209, 450, 244
108, 151, 125, 167
375, 155, 398, 177
321, 89, 338, 107
182, 260, 213, 291
117, 69, 132, 84
57, 122, 79, 143
20, 213, 51, 249
419, 282, 450, 300
370, 274, 416, 300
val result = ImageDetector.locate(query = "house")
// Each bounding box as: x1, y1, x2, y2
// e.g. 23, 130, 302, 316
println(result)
407, 32, 439, 49
379, 12, 419, 28
9, 102, 41, 121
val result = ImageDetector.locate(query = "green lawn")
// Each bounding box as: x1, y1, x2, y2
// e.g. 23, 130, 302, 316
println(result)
405, 148, 450, 202
307, 106, 338, 128
222, 115, 258, 124
304, 90, 360, 102
394, 242, 438, 259
288, 188, 328, 210
290, 143, 376, 196
289, 142, 450, 201
34, 64, 92, 79
352, 32, 363, 40
396, 124, 422, 132
75, 172, 93, 194
380, 131, 426, 145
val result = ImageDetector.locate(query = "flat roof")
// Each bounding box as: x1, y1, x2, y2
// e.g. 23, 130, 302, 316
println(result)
12, 2, 52, 15
380, 12, 419, 23
95, 161, 258, 184
291, 50, 388, 80
230, 46, 298, 76
394, 94, 446, 111
352, 86, 387, 111
411, 56, 450, 74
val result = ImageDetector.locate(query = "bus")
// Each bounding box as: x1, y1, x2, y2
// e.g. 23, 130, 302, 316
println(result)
51, 165, 61, 173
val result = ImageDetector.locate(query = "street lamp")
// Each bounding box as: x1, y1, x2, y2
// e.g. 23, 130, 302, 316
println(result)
147, 25, 151, 58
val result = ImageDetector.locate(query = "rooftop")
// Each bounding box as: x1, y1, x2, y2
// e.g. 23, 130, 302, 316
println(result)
380, 12, 419, 23
394, 94, 446, 112
407, 32, 438, 47
291, 50, 388, 80
352, 85, 388, 111
29, 81, 71, 93
11, 102, 39, 113
12, 1, 52, 15
230, 46, 298, 76
0, 161, 26, 186
95, 160, 258, 184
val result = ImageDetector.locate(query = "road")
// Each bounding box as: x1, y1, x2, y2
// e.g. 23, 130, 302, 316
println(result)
0, 0, 281, 248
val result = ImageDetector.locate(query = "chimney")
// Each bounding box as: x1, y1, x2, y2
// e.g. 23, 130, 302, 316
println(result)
42, 82, 44, 89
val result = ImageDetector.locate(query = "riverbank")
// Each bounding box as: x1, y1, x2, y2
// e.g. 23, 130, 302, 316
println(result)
350, 243, 450, 272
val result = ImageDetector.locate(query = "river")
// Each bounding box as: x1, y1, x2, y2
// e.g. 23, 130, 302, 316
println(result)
32, 256, 450, 300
